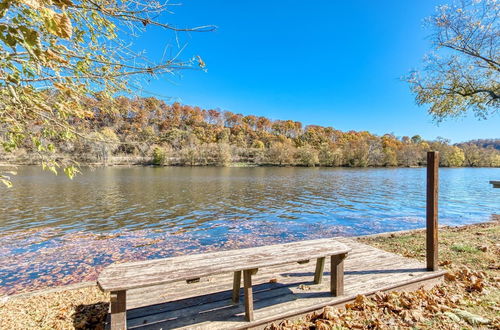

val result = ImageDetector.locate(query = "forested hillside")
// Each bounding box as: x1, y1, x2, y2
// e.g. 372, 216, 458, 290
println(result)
458, 139, 500, 150
2, 97, 499, 168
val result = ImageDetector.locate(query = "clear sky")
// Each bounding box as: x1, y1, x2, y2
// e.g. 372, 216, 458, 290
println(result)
135, 0, 499, 143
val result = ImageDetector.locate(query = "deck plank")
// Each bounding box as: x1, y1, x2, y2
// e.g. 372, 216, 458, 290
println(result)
105, 239, 445, 329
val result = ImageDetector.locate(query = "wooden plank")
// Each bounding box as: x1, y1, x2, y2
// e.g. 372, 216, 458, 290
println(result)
490, 180, 500, 188
127, 283, 290, 323
330, 254, 345, 296
243, 269, 255, 321
105, 239, 345, 272
426, 151, 439, 271
232, 271, 241, 304
313, 257, 325, 284
98, 239, 350, 291
126, 286, 295, 328
101, 238, 348, 273
110, 290, 127, 330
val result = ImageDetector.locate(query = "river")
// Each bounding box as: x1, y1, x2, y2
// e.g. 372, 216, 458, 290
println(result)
0, 166, 498, 294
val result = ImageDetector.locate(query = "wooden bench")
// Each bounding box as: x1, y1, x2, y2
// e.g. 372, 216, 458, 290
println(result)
97, 239, 351, 329
490, 181, 500, 188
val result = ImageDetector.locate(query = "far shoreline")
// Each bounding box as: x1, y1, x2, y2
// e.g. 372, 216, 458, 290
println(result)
1, 160, 499, 169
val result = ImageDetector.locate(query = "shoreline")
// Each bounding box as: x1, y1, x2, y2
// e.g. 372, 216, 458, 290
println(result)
356, 213, 499, 238
2, 162, 499, 169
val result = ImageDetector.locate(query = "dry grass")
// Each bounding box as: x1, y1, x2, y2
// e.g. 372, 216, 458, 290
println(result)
0, 286, 108, 330
1, 221, 498, 329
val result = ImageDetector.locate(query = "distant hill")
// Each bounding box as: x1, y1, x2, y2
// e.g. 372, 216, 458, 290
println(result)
458, 139, 500, 150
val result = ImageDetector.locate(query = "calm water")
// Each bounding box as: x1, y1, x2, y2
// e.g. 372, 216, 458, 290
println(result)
0, 166, 499, 294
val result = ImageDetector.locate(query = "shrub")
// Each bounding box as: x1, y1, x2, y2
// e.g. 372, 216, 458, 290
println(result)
152, 147, 166, 165
318, 145, 343, 166
295, 146, 319, 167
252, 140, 265, 149
266, 142, 294, 165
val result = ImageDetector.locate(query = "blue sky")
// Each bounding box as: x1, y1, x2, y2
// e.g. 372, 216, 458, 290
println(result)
134, 0, 499, 143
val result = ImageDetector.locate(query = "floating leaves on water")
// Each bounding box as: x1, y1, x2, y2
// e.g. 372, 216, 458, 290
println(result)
0, 221, 347, 296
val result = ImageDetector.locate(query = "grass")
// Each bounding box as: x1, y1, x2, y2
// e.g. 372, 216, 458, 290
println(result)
1, 221, 499, 329
450, 244, 480, 253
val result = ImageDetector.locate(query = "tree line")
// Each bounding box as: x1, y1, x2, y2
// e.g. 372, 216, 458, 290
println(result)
2, 96, 498, 168
458, 139, 500, 151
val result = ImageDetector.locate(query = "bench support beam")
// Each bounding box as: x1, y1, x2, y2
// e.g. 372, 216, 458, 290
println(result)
314, 257, 326, 284
110, 290, 127, 330
243, 269, 257, 321
232, 271, 241, 304
330, 254, 346, 296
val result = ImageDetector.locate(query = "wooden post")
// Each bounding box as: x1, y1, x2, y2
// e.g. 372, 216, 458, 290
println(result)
314, 257, 325, 284
426, 151, 439, 271
110, 290, 127, 330
232, 271, 241, 304
243, 269, 255, 321
330, 254, 346, 296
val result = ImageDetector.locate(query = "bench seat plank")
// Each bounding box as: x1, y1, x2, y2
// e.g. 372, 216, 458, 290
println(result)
98, 239, 350, 292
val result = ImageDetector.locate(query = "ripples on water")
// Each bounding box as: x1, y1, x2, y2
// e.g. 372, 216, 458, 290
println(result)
0, 166, 498, 294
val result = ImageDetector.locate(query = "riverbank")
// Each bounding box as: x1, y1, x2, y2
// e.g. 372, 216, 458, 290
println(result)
1, 157, 500, 168
0, 220, 498, 329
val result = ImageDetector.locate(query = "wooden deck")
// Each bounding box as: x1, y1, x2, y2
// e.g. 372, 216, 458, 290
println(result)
108, 238, 445, 330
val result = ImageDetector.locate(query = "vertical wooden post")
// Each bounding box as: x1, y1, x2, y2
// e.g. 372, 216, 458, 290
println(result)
243, 269, 254, 321
330, 254, 346, 296
314, 257, 325, 284
232, 271, 241, 304
110, 290, 127, 330
426, 151, 439, 271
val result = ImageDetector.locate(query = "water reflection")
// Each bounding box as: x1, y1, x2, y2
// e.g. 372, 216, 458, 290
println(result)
2, 166, 498, 236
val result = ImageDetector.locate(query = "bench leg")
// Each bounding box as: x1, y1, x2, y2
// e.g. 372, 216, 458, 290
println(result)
110, 290, 127, 330
232, 271, 242, 304
330, 254, 347, 296
243, 269, 255, 321
314, 257, 326, 284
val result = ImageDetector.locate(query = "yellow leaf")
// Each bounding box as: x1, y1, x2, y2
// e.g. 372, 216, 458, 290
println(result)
18, 0, 41, 9
0, 177, 13, 188
55, 12, 72, 39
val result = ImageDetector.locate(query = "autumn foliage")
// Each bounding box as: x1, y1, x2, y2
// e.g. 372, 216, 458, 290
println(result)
2, 96, 500, 168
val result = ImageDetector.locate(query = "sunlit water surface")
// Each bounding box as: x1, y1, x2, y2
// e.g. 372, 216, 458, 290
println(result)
1, 166, 498, 294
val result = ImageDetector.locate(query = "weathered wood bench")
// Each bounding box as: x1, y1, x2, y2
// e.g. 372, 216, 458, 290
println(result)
97, 239, 351, 329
